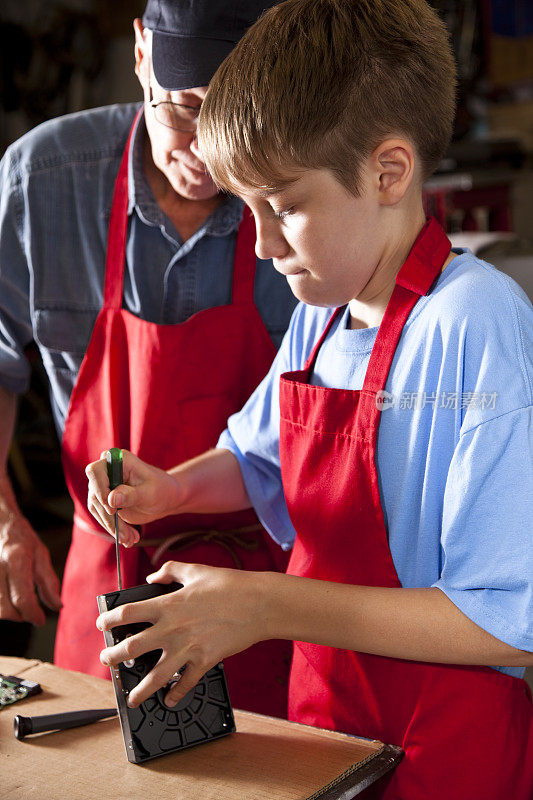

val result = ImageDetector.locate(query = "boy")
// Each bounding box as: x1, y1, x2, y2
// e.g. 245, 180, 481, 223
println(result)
86, 1, 533, 797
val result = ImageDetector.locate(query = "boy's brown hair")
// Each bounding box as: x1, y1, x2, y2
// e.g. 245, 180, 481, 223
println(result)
198, 0, 456, 196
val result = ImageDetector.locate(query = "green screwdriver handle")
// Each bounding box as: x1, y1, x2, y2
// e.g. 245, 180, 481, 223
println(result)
106, 448, 123, 491
106, 448, 124, 591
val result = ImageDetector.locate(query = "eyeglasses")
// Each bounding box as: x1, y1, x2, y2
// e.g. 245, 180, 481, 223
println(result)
148, 85, 200, 133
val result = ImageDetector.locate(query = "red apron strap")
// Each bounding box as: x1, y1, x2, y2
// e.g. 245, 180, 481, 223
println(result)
395, 217, 452, 297
103, 109, 143, 310
304, 307, 344, 371
362, 218, 451, 397
231, 206, 259, 305
361, 284, 423, 399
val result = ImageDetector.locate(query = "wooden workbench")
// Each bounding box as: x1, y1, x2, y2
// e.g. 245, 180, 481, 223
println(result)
0, 656, 402, 799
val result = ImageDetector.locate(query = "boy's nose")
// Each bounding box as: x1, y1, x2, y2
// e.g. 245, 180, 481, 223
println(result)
254, 217, 290, 261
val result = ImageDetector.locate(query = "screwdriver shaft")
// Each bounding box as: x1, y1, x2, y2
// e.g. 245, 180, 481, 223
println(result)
115, 512, 122, 591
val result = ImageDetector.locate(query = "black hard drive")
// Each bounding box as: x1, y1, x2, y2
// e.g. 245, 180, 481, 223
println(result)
97, 582, 236, 763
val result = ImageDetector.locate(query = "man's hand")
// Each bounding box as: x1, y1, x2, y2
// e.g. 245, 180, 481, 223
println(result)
86, 449, 183, 547
0, 509, 62, 626
96, 561, 268, 708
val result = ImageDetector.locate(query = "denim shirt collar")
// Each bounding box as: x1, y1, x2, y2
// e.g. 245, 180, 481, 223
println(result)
127, 108, 244, 243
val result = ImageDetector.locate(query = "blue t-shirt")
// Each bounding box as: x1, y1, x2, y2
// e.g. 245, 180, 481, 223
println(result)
219, 251, 533, 678
0, 104, 296, 434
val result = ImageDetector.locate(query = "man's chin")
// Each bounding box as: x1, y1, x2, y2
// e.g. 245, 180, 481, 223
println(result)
169, 176, 219, 202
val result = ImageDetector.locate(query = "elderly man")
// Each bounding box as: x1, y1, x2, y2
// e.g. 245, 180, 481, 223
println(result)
0, 0, 295, 717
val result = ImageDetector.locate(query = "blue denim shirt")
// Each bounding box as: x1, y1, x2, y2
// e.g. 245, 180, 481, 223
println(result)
0, 103, 297, 436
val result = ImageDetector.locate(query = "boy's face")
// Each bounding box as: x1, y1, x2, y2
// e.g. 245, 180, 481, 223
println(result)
237, 168, 392, 309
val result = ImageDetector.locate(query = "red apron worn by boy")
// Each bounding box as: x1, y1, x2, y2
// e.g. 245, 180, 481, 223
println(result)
57, 112, 290, 717
279, 219, 533, 798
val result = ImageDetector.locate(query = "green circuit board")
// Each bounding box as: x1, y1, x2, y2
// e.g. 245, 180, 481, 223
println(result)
0, 674, 41, 708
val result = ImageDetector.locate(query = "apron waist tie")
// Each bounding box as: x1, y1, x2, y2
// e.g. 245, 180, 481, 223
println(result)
73, 513, 113, 540
73, 513, 263, 569
147, 524, 263, 568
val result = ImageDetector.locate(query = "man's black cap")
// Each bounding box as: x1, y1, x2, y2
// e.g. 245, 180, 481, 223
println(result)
142, 0, 280, 91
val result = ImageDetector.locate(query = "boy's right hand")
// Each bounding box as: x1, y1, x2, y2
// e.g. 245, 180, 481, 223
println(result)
85, 450, 182, 547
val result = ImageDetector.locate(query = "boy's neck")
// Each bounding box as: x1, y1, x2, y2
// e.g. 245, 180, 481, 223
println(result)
348, 209, 452, 330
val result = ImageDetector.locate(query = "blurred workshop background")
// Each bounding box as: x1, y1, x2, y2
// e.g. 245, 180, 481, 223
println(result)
0, 0, 532, 690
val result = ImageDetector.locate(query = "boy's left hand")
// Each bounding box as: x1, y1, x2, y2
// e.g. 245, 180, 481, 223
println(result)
96, 561, 267, 708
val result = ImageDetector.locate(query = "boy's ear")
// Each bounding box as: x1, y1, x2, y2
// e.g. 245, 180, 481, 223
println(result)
371, 139, 417, 206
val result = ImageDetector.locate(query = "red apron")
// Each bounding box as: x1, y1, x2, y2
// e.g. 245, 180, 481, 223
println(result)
279, 218, 533, 798
56, 112, 291, 717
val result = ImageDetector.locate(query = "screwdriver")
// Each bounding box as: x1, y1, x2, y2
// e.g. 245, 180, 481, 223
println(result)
106, 448, 124, 591
14, 708, 117, 740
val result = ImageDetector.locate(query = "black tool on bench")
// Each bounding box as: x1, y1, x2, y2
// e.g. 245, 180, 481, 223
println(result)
14, 708, 117, 739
